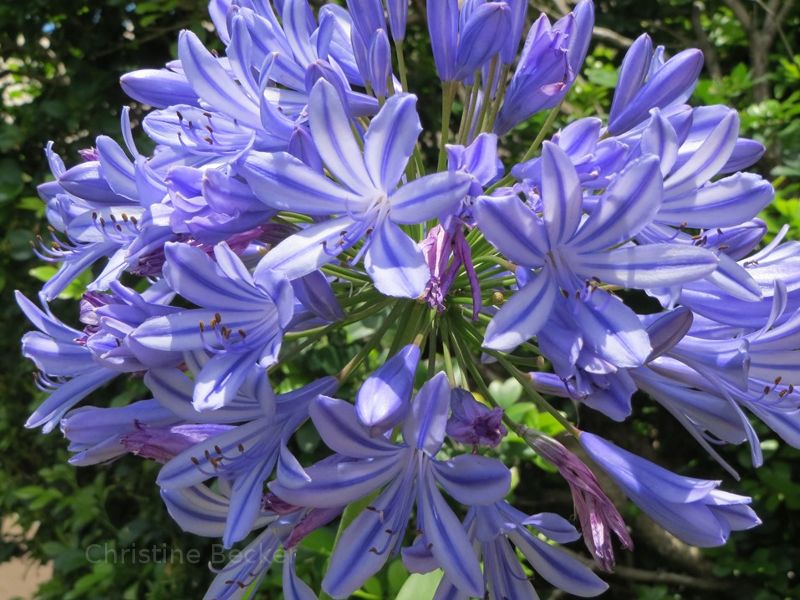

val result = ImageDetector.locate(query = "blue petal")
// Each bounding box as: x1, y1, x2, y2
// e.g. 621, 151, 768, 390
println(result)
254, 216, 357, 280
178, 30, 260, 129
309, 79, 374, 194
508, 527, 609, 597
403, 372, 451, 454
311, 395, 400, 458
570, 155, 663, 253
473, 193, 547, 265
193, 349, 262, 411
571, 289, 652, 367
225, 455, 276, 547
570, 244, 718, 288
356, 344, 420, 433
240, 151, 361, 215
157, 417, 272, 489
659, 172, 774, 228
484, 270, 556, 352
120, 68, 198, 108
269, 453, 405, 508
389, 171, 470, 224
432, 454, 510, 505
541, 141, 583, 246
454, 3, 511, 80
26, 369, 117, 433
322, 471, 416, 598
609, 34, 653, 125
283, 551, 318, 600
665, 110, 738, 195
427, 0, 459, 81
417, 466, 484, 597
364, 93, 421, 190
364, 219, 429, 298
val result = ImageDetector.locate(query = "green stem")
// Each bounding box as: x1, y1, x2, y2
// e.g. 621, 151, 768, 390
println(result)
437, 81, 457, 170
439, 316, 457, 387
394, 39, 409, 93
457, 77, 481, 144
487, 350, 579, 437
474, 57, 498, 133
322, 264, 371, 284
427, 312, 438, 377
337, 302, 406, 384
484, 63, 510, 131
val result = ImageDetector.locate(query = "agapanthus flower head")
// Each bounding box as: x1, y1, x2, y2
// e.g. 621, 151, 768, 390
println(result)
17, 0, 792, 597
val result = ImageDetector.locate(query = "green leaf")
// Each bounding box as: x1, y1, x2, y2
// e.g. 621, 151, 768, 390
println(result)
395, 570, 444, 600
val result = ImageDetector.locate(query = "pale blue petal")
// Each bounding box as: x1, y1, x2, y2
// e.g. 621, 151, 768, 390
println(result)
509, 527, 609, 597
659, 172, 774, 228
389, 172, 470, 224
309, 79, 374, 194
178, 30, 260, 128
255, 216, 357, 280
570, 155, 663, 252
269, 453, 405, 508
403, 372, 451, 454
364, 219, 429, 298
310, 395, 400, 458
240, 151, 361, 215
432, 455, 510, 505
364, 94, 421, 190
484, 270, 556, 352
473, 193, 547, 265
570, 244, 718, 288
541, 141, 583, 246
417, 467, 483, 597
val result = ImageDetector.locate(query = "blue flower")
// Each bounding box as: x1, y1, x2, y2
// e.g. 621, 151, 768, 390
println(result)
240, 79, 471, 297
132, 241, 294, 409
580, 432, 761, 546
475, 142, 717, 361
270, 373, 511, 598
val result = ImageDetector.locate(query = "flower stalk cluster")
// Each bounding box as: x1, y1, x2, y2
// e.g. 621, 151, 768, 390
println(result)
18, 1, 797, 598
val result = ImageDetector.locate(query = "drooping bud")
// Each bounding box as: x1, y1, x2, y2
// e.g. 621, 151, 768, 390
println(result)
530, 434, 633, 571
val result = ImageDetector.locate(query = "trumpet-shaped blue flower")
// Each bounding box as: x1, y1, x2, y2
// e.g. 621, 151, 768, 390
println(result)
580, 432, 760, 546
132, 241, 294, 409
270, 373, 511, 598
475, 142, 717, 362
241, 79, 471, 297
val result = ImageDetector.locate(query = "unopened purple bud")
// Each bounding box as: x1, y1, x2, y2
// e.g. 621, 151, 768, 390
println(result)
368, 29, 392, 98
500, 0, 529, 64
346, 0, 386, 46
356, 344, 421, 434
288, 126, 324, 172
291, 270, 344, 323
454, 2, 511, 81
428, 0, 459, 81
387, 0, 408, 42
609, 36, 704, 134
446, 388, 506, 447
531, 435, 632, 571
79, 292, 110, 329
120, 68, 198, 109
121, 423, 232, 463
